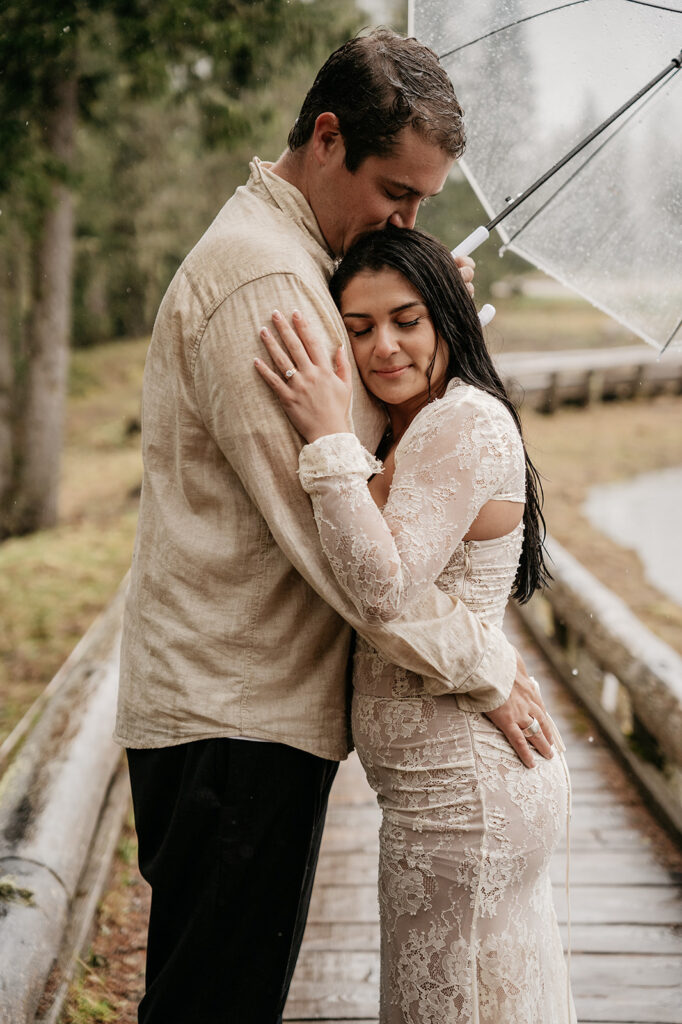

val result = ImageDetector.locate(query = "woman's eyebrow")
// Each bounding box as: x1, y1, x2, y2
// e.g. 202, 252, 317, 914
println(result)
389, 301, 424, 315
343, 301, 425, 319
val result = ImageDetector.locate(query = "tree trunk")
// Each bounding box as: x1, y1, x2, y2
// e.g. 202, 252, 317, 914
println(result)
0, 264, 14, 524
10, 73, 77, 535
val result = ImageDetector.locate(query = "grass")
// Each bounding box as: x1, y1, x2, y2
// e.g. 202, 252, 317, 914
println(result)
60, 984, 117, 1024
0, 337, 148, 746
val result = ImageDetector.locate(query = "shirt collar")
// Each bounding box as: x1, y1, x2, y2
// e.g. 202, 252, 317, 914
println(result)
248, 157, 335, 274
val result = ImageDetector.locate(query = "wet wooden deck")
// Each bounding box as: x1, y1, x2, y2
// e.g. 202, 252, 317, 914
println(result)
284, 608, 682, 1024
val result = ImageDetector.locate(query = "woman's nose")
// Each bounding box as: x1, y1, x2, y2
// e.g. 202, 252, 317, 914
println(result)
374, 327, 401, 357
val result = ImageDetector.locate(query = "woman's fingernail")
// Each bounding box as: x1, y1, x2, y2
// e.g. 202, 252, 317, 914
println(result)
260, 326, 268, 337
272, 309, 282, 319
293, 308, 302, 319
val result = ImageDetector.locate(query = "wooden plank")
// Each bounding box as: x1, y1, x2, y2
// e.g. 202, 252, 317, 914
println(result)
559, 924, 682, 955
319, 828, 379, 854
314, 850, 378, 885
326, 793, 642, 829
308, 883, 682, 927
549, 850, 672, 886
571, 953, 682, 1023
300, 921, 682, 957
300, 923, 379, 952
554, 826, 654, 851
287, 952, 682, 1022
307, 885, 378, 924
566, 766, 632, 790
554, 885, 682, 925
561, 746, 616, 769
330, 754, 375, 805
284, 951, 379, 1020
325, 806, 381, 827
566, 788, 639, 807
327, 824, 654, 853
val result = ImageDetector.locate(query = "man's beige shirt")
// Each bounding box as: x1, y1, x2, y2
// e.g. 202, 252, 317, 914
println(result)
115, 159, 517, 761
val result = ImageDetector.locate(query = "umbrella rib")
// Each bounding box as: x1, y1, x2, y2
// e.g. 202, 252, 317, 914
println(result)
623, 1, 682, 13
438, 1, 590, 60
501, 74, 675, 248
486, 53, 682, 232
660, 316, 682, 355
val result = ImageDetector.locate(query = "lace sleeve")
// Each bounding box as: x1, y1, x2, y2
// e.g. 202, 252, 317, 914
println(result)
298, 387, 524, 623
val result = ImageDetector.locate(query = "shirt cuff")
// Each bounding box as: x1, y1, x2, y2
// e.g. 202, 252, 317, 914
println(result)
298, 433, 382, 491
420, 628, 516, 713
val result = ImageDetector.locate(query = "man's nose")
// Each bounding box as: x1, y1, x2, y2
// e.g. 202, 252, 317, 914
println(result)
389, 199, 420, 230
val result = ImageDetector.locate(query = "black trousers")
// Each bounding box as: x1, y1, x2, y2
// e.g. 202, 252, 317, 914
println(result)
127, 738, 338, 1024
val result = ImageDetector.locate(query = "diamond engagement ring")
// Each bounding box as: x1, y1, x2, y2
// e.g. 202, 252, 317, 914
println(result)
522, 717, 541, 738
285, 368, 297, 380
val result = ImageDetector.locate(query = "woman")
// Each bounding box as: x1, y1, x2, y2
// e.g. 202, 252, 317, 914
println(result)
255, 226, 575, 1024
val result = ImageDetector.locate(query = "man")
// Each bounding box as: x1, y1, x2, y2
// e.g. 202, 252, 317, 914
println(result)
116, 28, 553, 1023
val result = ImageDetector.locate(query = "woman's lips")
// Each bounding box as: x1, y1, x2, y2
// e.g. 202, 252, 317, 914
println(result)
373, 365, 411, 378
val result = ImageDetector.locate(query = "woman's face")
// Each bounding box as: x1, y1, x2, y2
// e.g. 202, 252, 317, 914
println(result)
340, 268, 448, 411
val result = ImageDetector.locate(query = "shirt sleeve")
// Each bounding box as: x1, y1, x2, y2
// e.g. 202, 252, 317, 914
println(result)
193, 274, 517, 711
297, 390, 522, 623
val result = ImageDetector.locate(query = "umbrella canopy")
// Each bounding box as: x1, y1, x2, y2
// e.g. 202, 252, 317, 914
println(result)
409, 0, 682, 351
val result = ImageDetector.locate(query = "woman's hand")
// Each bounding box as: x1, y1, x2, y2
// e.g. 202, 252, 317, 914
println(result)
254, 309, 353, 444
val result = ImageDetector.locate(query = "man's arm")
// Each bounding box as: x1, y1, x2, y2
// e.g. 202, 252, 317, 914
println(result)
193, 271, 551, 762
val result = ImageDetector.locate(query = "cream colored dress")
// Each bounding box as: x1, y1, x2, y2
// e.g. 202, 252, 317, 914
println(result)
299, 380, 575, 1024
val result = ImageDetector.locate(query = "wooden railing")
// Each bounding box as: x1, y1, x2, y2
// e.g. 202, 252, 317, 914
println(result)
496, 345, 682, 412
514, 535, 682, 839
0, 581, 129, 1024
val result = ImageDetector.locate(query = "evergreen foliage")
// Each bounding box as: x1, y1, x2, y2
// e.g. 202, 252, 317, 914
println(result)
0, 0, 363, 535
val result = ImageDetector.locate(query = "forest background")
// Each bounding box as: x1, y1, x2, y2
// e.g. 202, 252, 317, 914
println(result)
1, 0, 681, 749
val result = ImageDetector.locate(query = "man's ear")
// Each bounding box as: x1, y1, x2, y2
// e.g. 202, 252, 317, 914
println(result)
311, 112, 346, 167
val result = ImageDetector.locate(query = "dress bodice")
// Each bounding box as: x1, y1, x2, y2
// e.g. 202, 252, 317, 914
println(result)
436, 520, 524, 630
298, 379, 526, 699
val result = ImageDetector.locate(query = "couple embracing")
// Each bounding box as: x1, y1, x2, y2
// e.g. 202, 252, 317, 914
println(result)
116, 28, 576, 1024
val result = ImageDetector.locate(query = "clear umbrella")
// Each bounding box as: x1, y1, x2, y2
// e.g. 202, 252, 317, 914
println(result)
408, 0, 682, 352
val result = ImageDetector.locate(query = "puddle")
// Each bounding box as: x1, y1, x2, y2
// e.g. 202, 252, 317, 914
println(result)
583, 466, 682, 605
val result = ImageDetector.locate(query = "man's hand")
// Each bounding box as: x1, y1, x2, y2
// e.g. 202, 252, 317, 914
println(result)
485, 651, 554, 768
454, 254, 475, 298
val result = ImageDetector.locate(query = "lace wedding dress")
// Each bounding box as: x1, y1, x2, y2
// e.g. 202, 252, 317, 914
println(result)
299, 380, 575, 1024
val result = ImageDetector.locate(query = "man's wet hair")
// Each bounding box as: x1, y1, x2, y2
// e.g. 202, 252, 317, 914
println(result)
288, 28, 465, 171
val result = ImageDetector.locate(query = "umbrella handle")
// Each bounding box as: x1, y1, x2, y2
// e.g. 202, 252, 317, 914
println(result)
452, 225, 490, 258
452, 227, 496, 327
478, 304, 496, 327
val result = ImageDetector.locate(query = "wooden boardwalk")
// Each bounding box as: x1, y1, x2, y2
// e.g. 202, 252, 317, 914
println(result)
284, 609, 682, 1024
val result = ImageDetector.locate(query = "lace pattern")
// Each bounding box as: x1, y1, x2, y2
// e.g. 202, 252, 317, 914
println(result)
299, 381, 525, 624
299, 381, 574, 1023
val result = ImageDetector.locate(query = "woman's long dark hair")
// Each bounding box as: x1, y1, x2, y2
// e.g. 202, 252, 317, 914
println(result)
329, 225, 550, 603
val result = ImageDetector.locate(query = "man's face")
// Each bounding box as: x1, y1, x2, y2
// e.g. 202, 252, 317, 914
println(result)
315, 127, 454, 256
